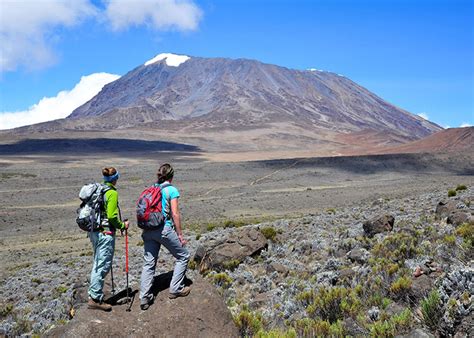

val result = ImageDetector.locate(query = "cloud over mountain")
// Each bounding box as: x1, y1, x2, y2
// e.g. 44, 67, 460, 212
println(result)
0, 73, 119, 130
105, 0, 203, 32
0, 0, 203, 73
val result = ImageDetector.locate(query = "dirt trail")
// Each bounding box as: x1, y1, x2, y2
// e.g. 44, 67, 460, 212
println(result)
250, 159, 303, 185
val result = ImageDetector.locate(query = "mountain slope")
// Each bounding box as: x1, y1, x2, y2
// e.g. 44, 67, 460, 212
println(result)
69, 54, 440, 141
382, 127, 474, 154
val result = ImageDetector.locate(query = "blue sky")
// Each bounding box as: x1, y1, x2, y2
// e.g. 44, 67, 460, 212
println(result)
0, 0, 472, 129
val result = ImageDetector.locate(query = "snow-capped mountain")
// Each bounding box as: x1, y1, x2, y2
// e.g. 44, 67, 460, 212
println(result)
68, 53, 440, 142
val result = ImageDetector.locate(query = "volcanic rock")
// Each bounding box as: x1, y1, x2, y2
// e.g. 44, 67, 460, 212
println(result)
363, 215, 395, 237
194, 227, 268, 272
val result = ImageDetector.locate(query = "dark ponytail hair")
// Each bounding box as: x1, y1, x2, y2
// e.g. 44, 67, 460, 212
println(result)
157, 163, 174, 184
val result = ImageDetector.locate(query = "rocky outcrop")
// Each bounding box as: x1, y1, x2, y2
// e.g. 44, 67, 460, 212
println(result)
194, 227, 268, 272
447, 211, 473, 226
363, 214, 395, 237
45, 275, 238, 338
435, 200, 459, 219
434, 199, 473, 226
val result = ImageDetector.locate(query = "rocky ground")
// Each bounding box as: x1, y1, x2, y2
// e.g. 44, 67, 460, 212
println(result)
0, 152, 473, 336
193, 186, 473, 337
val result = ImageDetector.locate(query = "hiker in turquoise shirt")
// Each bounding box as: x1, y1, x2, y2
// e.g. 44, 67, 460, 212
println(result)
140, 163, 191, 310
88, 167, 129, 311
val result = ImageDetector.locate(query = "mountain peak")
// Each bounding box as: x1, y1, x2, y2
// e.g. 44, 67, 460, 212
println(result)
144, 53, 191, 67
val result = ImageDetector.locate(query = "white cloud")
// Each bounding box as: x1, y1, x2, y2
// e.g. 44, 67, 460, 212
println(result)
104, 0, 203, 31
460, 122, 472, 127
0, 0, 203, 73
0, 0, 97, 72
418, 112, 429, 120
0, 73, 120, 130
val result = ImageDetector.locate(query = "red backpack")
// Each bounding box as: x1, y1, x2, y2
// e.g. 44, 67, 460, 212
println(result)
136, 183, 170, 230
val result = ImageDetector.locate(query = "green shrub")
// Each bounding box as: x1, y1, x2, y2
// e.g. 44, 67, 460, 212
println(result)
368, 308, 412, 337
222, 259, 241, 271
223, 220, 246, 228
300, 286, 361, 323
55, 285, 69, 295
372, 233, 420, 262
195, 233, 201, 240
31, 278, 42, 284
390, 276, 412, 299
188, 259, 197, 270
455, 184, 467, 191
420, 290, 443, 331
443, 234, 456, 245
212, 272, 232, 289
234, 310, 264, 337
448, 189, 457, 197
206, 223, 217, 232
381, 298, 392, 310
369, 320, 395, 337
391, 308, 412, 332
293, 318, 345, 337
260, 227, 277, 241
255, 328, 297, 338
0, 303, 14, 317
455, 223, 473, 249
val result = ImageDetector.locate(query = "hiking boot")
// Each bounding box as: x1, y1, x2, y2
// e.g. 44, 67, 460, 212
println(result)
169, 286, 191, 299
140, 295, 154, 310
88, 297, 112, 311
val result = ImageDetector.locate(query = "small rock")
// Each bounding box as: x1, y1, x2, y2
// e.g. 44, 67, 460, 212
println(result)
267, 262, 289, 276
368, 306, 380, 321
347, 247, 370, 264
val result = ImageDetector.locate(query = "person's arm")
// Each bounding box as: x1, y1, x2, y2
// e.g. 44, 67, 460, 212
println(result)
105, 190, 127, 230
171, 198, 186, 246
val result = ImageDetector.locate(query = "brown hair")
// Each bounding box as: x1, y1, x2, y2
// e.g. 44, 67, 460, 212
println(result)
157, 163, 174, 184
102, 167, 117, 177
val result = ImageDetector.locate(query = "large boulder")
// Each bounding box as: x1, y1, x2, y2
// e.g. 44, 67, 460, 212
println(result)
435, 200, 459, 219
45, 275, 239, 338
194, 227, 268, 272
447, 211, 474, 226
363, 215, 395, 238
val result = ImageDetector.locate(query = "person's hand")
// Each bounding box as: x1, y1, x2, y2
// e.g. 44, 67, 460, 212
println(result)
123, 220, 129, 230
178, 234, 187, 246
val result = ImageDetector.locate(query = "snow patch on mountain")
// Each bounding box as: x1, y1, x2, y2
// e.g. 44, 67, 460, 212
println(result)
144, 53, 190, 67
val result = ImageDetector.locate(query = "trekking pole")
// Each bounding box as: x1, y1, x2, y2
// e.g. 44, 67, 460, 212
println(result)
125, 228, 132, 312
110, 265, 116, 295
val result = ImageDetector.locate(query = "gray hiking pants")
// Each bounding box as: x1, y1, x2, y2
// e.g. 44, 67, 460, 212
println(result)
140, 226, 190, 304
